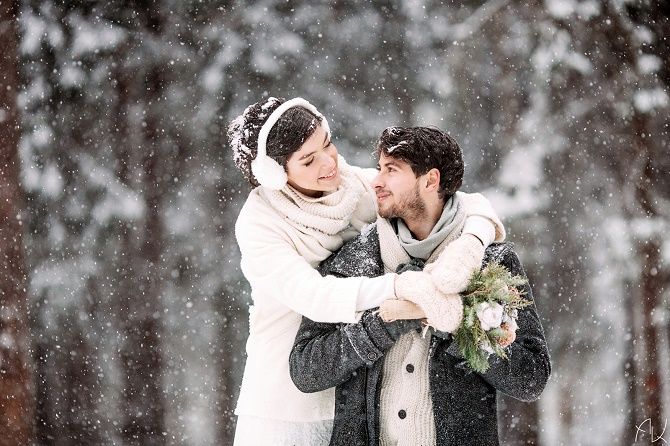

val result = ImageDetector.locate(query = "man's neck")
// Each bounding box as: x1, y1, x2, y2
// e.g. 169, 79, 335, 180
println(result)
403, 198, 445, 241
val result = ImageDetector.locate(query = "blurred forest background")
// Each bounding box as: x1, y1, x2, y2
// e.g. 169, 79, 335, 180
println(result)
0, 0, 668, 445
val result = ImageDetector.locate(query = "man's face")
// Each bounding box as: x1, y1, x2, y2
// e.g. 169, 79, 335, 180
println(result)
372, 153, 426, 220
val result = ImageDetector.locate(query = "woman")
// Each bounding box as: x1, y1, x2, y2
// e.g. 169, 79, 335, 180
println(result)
228, 97, 505, 445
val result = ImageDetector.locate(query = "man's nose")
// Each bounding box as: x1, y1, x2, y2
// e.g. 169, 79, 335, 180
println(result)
371, 172, 383, 190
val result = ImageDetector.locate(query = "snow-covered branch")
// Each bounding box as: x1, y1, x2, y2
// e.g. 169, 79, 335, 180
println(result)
448, 0, 510, 40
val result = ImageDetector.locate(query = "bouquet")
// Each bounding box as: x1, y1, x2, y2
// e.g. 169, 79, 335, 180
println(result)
453, 261, 531, 373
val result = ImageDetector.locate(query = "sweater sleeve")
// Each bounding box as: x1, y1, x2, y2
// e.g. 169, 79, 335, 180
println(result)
235, 207, 369, 323
443, 249, 551, 402
457, 191, 506, 242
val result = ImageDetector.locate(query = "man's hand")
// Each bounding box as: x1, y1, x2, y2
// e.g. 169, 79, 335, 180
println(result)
426, 233, 485, 294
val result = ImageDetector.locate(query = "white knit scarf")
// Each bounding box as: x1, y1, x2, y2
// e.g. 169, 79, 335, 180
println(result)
259, 158, 367, 238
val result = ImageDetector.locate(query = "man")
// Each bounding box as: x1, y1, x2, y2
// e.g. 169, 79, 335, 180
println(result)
289, 126, 551, 446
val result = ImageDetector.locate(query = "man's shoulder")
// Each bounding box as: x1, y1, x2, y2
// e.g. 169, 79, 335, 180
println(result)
318, 223, 383, 278
483, 242, 525, 276
483, 242, 513, 263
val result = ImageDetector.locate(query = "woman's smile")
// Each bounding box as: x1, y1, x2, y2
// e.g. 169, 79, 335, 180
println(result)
319, 167, 338, 181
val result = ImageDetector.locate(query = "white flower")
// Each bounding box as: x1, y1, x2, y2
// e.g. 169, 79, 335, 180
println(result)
502, 312, 519, 332
475, 302, 504, 331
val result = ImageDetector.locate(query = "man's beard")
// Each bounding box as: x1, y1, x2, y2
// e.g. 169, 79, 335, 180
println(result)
378, 180, 426, 221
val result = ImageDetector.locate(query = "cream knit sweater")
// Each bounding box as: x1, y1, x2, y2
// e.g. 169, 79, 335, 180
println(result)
376, 192, 504, 446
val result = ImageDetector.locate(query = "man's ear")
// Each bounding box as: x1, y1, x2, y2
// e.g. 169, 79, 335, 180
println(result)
424, 168, 441, 192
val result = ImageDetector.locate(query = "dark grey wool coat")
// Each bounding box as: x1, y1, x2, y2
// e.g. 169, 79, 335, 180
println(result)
289, 224, 551, 446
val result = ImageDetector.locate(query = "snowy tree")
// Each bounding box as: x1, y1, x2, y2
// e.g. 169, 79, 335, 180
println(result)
7, 1, 670, 445
0, 1, 34, 445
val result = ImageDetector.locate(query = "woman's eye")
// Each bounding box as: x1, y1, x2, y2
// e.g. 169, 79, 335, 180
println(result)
305, 158, 314, 167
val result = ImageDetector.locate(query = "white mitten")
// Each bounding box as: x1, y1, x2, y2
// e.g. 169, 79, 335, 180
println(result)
378, 299, 425, 322
394, 271, 463, 333
426, 233, 485, 295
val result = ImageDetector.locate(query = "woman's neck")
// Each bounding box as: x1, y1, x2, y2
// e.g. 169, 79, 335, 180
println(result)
287, 181, 324, 198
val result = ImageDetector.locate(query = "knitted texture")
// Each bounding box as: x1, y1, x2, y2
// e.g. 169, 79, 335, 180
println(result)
378, 299, 425, 322
458, 192, 506, 242
232, 160, 378, 428
425, 234, 486, 295
375, 216, 464, 445
379, 330, 435, 446
378, 216, 465, 333
395, 193, 465, 260
394, 271, 463, 333
259, 156, 373, 238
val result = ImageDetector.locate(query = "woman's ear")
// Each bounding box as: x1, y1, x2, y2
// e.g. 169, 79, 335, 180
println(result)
424, 168, 441, 192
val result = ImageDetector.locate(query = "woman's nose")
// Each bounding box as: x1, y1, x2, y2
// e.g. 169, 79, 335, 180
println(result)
320, 152, 336, 169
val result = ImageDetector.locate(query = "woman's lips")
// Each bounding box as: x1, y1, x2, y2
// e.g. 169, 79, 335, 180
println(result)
319, 168, 337, 180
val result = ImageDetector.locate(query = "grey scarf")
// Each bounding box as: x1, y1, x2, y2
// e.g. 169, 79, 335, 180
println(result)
393, 194, 466, 260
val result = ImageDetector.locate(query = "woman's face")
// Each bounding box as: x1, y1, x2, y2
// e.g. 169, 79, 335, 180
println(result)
285, 124, 341, 197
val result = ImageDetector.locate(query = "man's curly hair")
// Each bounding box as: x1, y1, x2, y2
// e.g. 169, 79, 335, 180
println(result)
376, 126, 464, 200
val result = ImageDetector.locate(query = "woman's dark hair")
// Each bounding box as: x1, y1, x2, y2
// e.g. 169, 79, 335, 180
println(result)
376, 126, 464, 200
227, 97, 323, 187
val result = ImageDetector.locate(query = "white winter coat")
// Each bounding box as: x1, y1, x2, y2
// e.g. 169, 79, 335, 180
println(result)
233, 161, 378, 422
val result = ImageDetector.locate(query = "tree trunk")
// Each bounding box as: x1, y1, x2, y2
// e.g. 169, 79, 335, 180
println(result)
622, 279, 639, 446
0, 2, 34, 445
119, 65, 167, 446
628, 108, 665, 441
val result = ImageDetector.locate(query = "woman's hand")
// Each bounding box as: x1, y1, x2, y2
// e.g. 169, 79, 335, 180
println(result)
378, 299, 425, 322
392, 271, 463, 333
426, 233, 485, 294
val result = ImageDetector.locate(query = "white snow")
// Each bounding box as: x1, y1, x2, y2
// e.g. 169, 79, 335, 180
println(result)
533, 29, 592, 75
60, 65, 85, 88
638, 54, 662, 75
41, 163, 63, 198
633, 88, 669, 112
69, 15, 126, 57
78, 154, 146, 224
546, 0, 600, 19
200, 33, 245, 92
19, 10, 46, 55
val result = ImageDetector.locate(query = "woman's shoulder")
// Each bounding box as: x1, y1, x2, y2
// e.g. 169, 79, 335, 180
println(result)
235, 189, 285, 239
237, 188, 266, 221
